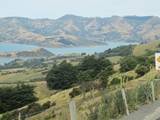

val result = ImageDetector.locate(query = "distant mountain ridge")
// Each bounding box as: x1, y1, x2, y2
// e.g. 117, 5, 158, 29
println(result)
0, 15, 160, 47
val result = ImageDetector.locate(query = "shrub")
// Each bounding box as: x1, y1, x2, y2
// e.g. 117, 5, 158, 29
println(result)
98, 65, 114, 88
27, 103, 43, 114
69, 88, 82, 98
87, 90, 125, 119
110, 77, 121, 85
42, 101, 51, 109
120, 56, 138, 72
1, 110, 19, 120
135, 65, 150, 77
137, 83, 152, 104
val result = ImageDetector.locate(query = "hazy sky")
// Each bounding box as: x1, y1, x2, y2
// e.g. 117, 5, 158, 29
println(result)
0, 0, 160, 19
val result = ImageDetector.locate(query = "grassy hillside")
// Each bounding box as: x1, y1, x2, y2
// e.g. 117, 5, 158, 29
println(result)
18, 69, 159, 120
133, 40, 160, 56
1, 40, 160, 120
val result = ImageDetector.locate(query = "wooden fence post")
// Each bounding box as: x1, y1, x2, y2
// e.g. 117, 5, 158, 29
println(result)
121, 88, 129, 116
18, 112, 21, 120
69, 100, 77, 120
151, 81, 155, 102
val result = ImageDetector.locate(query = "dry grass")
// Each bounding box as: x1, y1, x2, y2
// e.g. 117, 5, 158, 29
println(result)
133, 40, 160, 56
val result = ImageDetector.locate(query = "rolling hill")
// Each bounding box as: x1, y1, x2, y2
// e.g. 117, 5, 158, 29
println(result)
0, 48, 54, 57
1, 15, 160, 47
0, 40, 160, 120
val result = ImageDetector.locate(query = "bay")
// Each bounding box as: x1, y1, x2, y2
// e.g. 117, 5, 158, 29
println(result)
0, 41, 136, 65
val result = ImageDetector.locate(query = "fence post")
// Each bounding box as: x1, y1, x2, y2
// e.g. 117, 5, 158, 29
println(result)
18, 112, 21, 120
151, 81, 155, 102
121, 88, 129, 116
69, 100, 77, 120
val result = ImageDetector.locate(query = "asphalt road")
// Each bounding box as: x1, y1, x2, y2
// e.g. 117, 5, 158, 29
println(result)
121, 100, 160, 120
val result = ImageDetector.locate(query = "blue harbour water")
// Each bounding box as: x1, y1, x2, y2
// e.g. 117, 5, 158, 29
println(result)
0, 42, 136, 65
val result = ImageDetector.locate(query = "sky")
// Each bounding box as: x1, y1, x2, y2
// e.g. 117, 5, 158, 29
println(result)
0, 0, 160, 19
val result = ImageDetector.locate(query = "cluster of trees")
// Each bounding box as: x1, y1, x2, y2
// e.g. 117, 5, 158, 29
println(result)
46, 55, 114, 90
0, 84, 37, 114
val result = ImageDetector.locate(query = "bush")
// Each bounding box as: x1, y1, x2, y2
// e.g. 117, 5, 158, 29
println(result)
110, 77, 121, 85
135, 65, 150, 77
42, 101, 51, 109
120, 56, 138, 72
20, 101, 55, 118
137, 83, 152, 104
69, 88, 82, 98
87, 90, 125, 119
97, 63, 114, 88
26, 103, 43, 115
1, 110, 19, 120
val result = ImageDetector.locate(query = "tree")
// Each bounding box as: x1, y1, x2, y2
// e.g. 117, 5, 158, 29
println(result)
98, 65, 114, 88
0, 84, 37, 114
77, 70, 93, 82
46, 61, 78, 90
78, 55, 112, 78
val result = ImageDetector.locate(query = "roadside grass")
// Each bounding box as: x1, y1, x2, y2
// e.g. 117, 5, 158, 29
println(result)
16, 69, 158, 120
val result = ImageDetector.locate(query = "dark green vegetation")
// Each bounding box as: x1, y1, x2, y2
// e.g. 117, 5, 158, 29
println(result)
135, 65, 150, 77
46, 61, 78, 90
120, 56, 138, 72
0, 84, 37, 114
1, 16, 160, 47
120, 56, 154, 73
46, 56, 113, 90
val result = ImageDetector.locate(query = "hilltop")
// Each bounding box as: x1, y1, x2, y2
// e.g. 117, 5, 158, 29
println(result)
1, 15, 160, 47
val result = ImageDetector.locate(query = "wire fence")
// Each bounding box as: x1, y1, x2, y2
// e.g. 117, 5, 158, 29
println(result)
1, 79, 160, 120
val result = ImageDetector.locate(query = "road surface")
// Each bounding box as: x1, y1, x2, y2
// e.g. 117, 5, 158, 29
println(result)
122, 100, 160, 120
